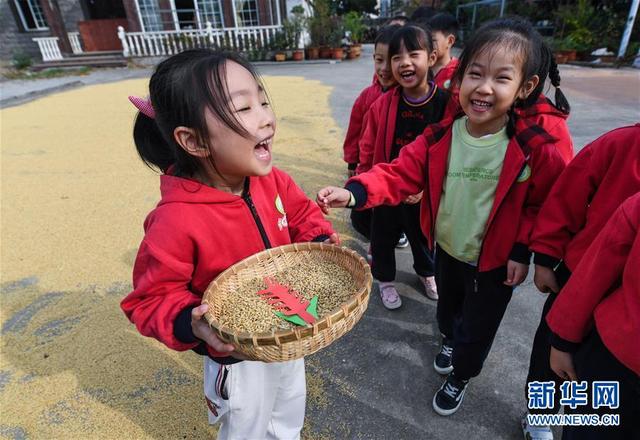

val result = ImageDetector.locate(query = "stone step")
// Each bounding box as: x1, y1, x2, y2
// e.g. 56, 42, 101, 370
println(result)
32, 56, 128, 71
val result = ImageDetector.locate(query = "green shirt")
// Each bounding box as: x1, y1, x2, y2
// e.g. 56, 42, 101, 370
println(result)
435, 117, 509, 263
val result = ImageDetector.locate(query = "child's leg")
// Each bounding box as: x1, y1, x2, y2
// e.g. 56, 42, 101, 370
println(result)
211, 360, 282, 440
451, 265, 513, 380
563, 330, 640, 440
399, 203, 435, 277
350, 208, 372, 241
370, 206, 402, 282
266, 358, 306, 440
525, 263, 572, 414
435, 246, 467, 340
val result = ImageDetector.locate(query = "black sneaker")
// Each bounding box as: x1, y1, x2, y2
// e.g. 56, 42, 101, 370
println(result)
433, 374, 469, 416
434, 339, 454, 374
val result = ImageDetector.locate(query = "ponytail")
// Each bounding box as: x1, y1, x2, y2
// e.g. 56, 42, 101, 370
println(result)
133, 111, 199, 175
547, 51, 571, 114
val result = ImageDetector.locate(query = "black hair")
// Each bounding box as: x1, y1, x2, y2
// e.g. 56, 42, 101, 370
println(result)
389, 24, 435, 58
385, 15, 408, 25
133, 49, 267, 176
410, 6, 436, 21
428, 12, 459, 37
453, 17, 570, 134
374, 24, 402, 48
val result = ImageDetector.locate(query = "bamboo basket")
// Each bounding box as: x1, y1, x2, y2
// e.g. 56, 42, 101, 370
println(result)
202, 242, 372, 362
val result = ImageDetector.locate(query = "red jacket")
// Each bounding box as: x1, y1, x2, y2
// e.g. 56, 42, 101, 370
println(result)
530, 124, 640, 271
515, 94, 573, 163
547, 192, 640, 375
433, 57, 459, 90
356, 85, 449, 174
348, 114, 565, 271
343, 79, 385, 166
121, 167, 334, 357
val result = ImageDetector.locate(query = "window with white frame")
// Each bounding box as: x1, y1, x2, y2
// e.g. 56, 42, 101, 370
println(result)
137, 0, 163, 31
235, 0, 259, 27
196, 0, 224, 28
13, 0, 48, 31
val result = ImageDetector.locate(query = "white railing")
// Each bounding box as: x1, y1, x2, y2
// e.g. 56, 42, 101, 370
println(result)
117, 22, 281, 57
68, 32, 83, 54
32, 37, 63, 61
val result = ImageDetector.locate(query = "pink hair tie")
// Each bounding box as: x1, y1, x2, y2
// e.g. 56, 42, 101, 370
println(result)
128, 95, 156, 119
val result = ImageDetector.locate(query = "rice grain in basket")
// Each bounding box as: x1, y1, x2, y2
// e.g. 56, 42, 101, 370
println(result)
203, 243, 372, 362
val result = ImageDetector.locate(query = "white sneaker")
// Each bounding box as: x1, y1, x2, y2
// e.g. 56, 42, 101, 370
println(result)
379, 283, 402, 309
396, 233, 409, 248
419, 275, 438, 300
521, 413, 554, 440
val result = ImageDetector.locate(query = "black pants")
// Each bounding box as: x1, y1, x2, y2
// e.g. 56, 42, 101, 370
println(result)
350, 208, 372, 240
562, 329, 640, 440
526, 262, 572, 415
435, 246, 513, 380
370, 203, 434, 282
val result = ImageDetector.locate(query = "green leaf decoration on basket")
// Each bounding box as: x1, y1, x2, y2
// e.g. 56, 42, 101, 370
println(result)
257, 277, 318, 325
275, 295, 319, 326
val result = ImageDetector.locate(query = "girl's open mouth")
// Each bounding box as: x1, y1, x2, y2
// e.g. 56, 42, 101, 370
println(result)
470, 99, 492, 112
400, 71, 416, 80
254, 136, 272, 162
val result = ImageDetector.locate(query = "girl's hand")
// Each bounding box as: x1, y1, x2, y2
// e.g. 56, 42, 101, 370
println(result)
404, 191, 423, 204
324, 233, 341, 245
191, 304, 248, 359
550, 346, 577, 381
504, 260, 529, 286
534, 265, 560, 294
316, 186, 352, 214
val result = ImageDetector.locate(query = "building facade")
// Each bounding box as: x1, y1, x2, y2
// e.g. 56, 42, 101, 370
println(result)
2, 0, 289, 62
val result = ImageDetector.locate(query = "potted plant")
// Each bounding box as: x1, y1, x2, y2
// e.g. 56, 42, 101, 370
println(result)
343, 11, 365, 58
289, 6, 306, 61
553, 0, 596, 61
328, 16, 345, 60
306, 0, 332, 58
272, 29, 288, 61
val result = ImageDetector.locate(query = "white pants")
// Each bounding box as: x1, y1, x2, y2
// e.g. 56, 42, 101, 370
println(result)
204, 357, 306, 440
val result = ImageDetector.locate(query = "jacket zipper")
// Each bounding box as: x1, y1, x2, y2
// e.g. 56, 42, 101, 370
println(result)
474, 160, 527, 293
241, 180, 272, 249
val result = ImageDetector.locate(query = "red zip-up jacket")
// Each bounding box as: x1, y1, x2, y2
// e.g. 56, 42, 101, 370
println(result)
343, 79, 385, 166
347, 113, 566, 271
356, 85, 449, 174
515, 94, 573, 163
530, 124, 640, 271
121, 167, 334, 359
547, 192, 640, 375
433, 57, 458, 90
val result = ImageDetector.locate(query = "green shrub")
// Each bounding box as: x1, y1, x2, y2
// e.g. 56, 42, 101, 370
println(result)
11, 51, 32, 70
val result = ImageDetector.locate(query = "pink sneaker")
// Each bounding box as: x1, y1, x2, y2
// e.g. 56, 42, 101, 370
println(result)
419, 276, 438, 300
379, 283, 402, 309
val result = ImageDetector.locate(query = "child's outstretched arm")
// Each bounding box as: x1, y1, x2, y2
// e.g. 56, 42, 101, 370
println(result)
318, 135, 429, 214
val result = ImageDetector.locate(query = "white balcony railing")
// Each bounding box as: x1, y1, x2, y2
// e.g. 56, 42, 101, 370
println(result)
32, 37, 63, 61
117, 22, 281, 57
68, 32, 83, 54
